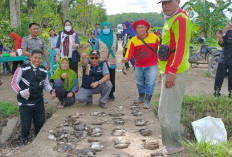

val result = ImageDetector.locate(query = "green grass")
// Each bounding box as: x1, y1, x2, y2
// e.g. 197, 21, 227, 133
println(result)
152, 94, 232, 156
183, 139, 232, 157
0, 101, 19, 117
203, 72, 211, 78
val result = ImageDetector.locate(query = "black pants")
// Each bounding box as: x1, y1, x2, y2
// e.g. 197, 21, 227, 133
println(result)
19, 101, 45, 141
109, 68, 115, 96
214, 63, 232, 93
12, 61, 23, 74
3, 62, 11, 73
55, 87, 75, 106
68, 58, 78, 77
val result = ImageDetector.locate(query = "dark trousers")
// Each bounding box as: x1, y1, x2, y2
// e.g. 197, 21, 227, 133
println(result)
109, 68, 115, 96
214, 63, 232, 93
55, 87, 75, 106
3, 62, 11, 73
19, 102, 45, 141
68, 58, 78, 77
12, 61, 23, 74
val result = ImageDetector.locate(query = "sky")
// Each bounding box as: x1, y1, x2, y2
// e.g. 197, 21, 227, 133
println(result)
95, 0, 216, 15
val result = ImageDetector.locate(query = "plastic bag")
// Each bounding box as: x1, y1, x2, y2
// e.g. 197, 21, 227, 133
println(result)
192, 116, 227, 144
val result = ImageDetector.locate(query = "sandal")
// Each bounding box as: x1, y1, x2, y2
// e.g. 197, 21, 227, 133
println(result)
57, 102, 64, 109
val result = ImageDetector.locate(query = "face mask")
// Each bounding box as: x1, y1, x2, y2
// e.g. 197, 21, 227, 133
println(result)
103, 29, 110, 34
65, 26, 72, 32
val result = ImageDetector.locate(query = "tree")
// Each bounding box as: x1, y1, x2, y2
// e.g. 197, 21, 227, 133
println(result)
182, 0, 231, 38
9, 0, 18, 29
61, 0, 71, 24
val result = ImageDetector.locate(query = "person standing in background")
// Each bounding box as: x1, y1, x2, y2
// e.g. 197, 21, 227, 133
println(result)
56, 20, 80, 76
94, 21, 118, 100
10, 32, 23, 74
21, 23, 50, 70
92, 23, 101, 39
48, 29, 58, 49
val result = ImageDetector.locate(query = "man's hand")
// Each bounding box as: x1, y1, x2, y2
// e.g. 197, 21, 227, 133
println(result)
46, 64, 51, 71
217, 31, 223, 44
61, 73, 68, 79
51, 90, 56, 99
20, 88, 30, 100
121, 58, 128, 63
67, 92, 73, 98
90, 81, 99, 89
73, 43, 79, 49
165, 73, 176, 88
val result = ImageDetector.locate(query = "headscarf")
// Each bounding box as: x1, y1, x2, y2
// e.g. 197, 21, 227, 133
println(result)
123, 21, 136, 38
10, 32, 22, 52
63, 20, 75, 56
98, 21, 116, 58
132, 20, 150, 33
51, 57, 77, 91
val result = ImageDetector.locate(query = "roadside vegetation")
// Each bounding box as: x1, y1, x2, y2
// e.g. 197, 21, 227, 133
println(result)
152, 94, 232, 156
0, 101, 19, 117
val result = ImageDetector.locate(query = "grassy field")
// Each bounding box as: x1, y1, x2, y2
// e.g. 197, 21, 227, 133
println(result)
0, 101, 19, 117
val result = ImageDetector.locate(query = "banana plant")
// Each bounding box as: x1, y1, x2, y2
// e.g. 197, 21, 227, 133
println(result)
182, 0, 231, 38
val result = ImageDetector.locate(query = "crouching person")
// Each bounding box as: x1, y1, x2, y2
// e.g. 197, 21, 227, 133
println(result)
51, 57, 78, 109
76, 50, 112, 109
11, 50, 56, 145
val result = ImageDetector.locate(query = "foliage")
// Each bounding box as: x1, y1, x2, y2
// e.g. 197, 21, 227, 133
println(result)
183, 139, 232, 157
107, 12, 165, 28
182, 0, 231, 38
152, 94, 232, 138
0, 101, 19, 117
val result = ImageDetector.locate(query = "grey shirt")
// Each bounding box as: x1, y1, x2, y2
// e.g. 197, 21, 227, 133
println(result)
21, 35, 46, 53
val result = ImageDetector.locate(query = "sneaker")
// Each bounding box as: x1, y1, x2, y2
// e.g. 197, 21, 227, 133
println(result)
99, 102, 107, 109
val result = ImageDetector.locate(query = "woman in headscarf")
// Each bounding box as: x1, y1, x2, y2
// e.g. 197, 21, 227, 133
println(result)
94, 21, 118, 100
56, 20, 80, 76
51, 57, 79, 108
122, 21, 136, 69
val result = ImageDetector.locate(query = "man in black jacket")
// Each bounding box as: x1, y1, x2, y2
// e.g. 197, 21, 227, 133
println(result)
214, 29, 232, 97
11, 50, 56, 145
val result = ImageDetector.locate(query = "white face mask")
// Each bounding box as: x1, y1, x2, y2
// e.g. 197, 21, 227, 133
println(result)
65, 26, 72, 32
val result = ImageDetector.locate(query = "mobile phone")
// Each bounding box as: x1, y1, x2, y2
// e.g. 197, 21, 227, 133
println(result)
219, 30, 223, 34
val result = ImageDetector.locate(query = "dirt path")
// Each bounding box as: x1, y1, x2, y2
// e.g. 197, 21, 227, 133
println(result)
0, 41, 229, 157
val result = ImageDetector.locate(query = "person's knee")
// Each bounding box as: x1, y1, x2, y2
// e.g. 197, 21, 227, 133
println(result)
76, 94, 88, 103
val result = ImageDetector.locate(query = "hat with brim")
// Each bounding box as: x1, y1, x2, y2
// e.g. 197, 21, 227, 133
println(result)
89, 50, 100, 56
132, 20, 150, 33
157, 0, 171, 4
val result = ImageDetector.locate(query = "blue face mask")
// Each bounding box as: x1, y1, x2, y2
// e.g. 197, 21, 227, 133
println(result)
103, 29, 110, 34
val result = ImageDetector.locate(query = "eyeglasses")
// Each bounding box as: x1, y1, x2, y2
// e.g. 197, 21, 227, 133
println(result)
90, 57, 99, 60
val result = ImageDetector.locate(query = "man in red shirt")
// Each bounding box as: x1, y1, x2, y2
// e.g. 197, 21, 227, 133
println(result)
122, 20, 159, 109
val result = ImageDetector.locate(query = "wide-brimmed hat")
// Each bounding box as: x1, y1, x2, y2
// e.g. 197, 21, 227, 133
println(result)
157, 0, 172, 4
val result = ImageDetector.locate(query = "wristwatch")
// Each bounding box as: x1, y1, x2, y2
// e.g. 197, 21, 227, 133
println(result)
98, 80, 102, 85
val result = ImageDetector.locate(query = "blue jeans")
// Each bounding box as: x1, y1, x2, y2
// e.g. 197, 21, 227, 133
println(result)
135, 65, 157, 96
